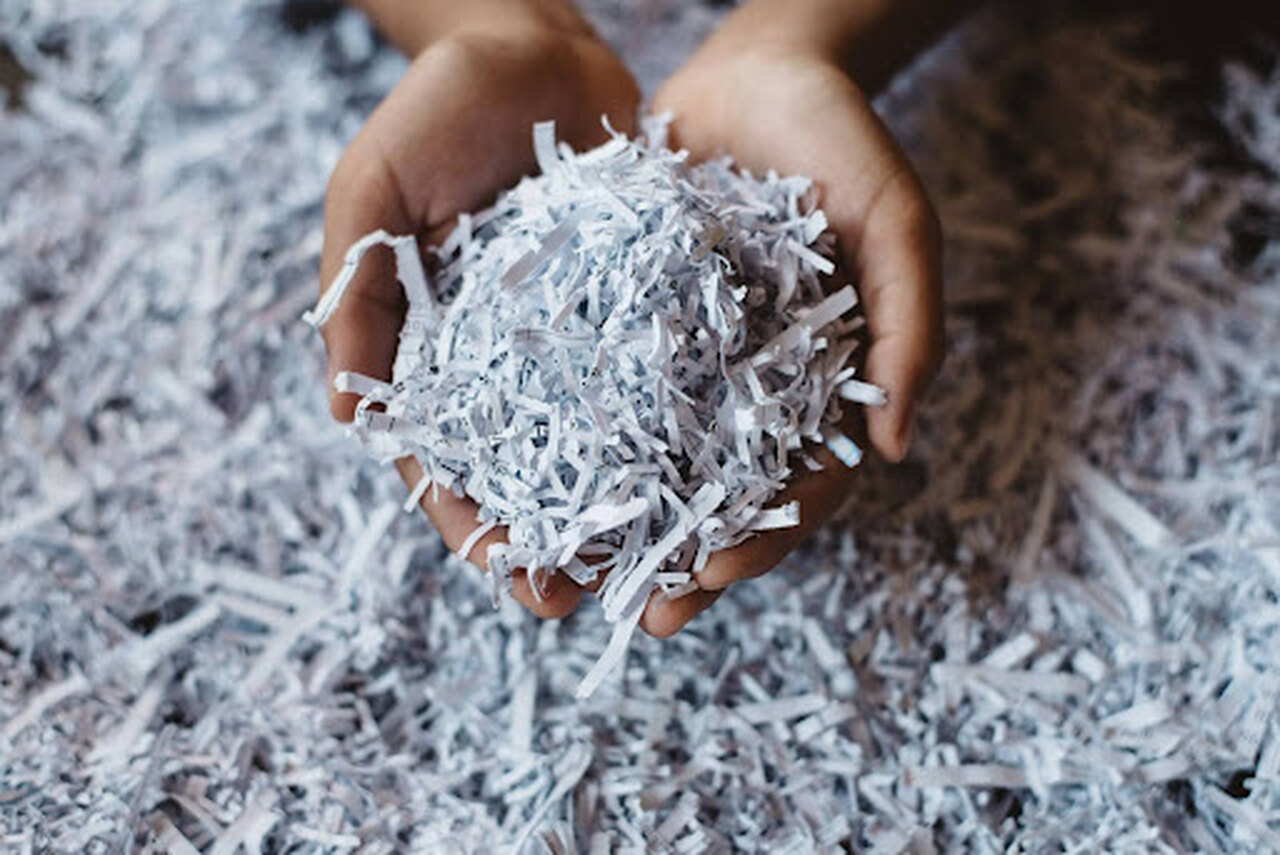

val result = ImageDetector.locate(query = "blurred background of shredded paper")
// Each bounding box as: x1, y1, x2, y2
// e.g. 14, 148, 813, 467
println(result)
1, 0, 1279, 851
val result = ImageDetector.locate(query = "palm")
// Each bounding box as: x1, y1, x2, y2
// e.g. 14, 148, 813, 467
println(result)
635, 49, 944, 636
656, 55, 908, 237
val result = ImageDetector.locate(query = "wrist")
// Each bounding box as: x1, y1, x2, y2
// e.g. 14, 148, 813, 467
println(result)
702, 0, 869, 65
351, 0, 594, 57
703, 0, 976, 95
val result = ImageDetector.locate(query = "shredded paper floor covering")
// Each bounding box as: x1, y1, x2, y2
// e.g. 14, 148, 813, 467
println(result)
2, 1, 1279, 852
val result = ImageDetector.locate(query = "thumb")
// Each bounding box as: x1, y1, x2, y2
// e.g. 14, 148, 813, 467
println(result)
846, 170, 944, 462
318, 150, 413, 422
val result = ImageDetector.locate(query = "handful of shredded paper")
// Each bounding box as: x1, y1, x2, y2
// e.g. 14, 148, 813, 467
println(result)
306, 119, 882, 696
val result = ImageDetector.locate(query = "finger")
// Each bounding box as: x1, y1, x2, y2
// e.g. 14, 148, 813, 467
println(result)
510, 568, 583, 620
395, 458, 583, 619
319, 147, 412, 422
848, 170, 944, 462
694, 446, 855, 592
640, 586, 724, 638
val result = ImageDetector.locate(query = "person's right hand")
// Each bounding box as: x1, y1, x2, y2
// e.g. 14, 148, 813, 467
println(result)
636, 29, 945, 638
319, 18, 639, 618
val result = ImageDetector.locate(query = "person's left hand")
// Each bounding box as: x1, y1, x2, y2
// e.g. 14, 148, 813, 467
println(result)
638, 38, 945, 637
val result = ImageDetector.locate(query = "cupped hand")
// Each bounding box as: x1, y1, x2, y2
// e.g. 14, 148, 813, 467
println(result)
639, 41, 945, 636
319, 23, 639, 619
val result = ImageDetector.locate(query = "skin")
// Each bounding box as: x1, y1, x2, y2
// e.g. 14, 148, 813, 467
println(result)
321, 0, 965, 636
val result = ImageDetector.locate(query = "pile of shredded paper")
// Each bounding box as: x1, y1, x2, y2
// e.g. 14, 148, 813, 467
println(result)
2, 0, 1280, 851
307, 119, 878, 697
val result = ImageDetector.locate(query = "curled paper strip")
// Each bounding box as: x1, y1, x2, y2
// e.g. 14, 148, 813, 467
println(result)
309, 118, 883, 696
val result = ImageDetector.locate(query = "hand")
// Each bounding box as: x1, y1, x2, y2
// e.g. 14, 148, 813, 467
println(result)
639, 40, 945, 636
319, 20, 639, 618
